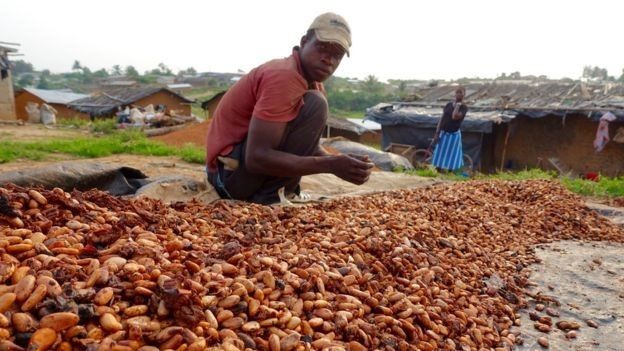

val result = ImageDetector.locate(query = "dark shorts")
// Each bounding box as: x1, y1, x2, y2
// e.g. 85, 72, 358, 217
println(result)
207, 91, 328, 204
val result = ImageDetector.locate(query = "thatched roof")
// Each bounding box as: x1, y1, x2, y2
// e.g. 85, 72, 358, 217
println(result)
367, 82, 624, 132
407, 82, 624, 113
69, 87, 193, 116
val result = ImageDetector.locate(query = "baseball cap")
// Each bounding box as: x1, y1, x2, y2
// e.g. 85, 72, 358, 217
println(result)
308, 12, 352, 57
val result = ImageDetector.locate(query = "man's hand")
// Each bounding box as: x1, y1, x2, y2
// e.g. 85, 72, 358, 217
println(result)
329, 154, 374, 185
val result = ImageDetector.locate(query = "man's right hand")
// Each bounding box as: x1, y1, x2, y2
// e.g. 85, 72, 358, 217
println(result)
329, 154, 374, 185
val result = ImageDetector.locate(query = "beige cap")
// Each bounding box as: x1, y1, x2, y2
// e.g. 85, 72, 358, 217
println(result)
308, 12, 352, 56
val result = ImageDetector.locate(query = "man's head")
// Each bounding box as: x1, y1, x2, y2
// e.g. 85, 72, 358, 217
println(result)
299, 13, 351, 83
455, 86, 465, 102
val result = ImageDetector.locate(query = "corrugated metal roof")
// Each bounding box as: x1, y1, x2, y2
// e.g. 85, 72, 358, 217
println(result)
346, 118, 381, 131
69, 87, 193, 116
23, 88, 88, 104
167, 83, 192, 89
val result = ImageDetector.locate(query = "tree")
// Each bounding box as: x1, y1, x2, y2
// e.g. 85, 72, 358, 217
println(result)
72, 60, 82, 71
582, 65, 609, 81
619, 68, 624, 83
81, 67, 93, 83
362, 75, 382, 93
398, 81, 407, 94
93, 68, 109, 78
111, 65, 122, 75
177, 67, 197, 77
125, 65, 139, 79
12, 60, 34, 74
37, 76, 50, 89
17, 74, 34, 87
40, 69, 51, 78
157, 63, 172, 75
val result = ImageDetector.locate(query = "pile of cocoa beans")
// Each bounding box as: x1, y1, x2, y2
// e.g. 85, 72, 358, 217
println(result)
0, 180, 621, 351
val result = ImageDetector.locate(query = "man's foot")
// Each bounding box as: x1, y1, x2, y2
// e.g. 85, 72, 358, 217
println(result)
277, 187, 313, 205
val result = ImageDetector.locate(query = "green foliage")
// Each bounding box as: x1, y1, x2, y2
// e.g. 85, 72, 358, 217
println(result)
178, 144, 205, 164
72, 60, 82, 71
473, 169, 557, 181
56, 118, 90, 129
90, 119, 119, 134
395, 166, 624, 198
327, 89, 391, 112
12, 60, 34, 74
0, 130, 206, 164
17, 74, 34, 87
362, 75, 382, 93
111, 65, 122, 75
36, 76, 50, 89
395, 166, 439, 178
93, 68, 109, 78
137, 75, 158, 84
125, 65, 139, 79
582, 65, 609, 81
178, 67, 197, 76
561, 177, 624, 198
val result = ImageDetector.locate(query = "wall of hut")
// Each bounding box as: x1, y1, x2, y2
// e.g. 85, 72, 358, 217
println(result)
0, 71, 16, 121
135, 91, 191, 116
14, 91, 89, 121
494, 114, 624, 177
204, 95, 224, 119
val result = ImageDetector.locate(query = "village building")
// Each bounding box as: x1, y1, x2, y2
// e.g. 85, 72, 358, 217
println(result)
69, 86, 194, 118
367, 82, 624, 176
200, 91, 226, 119
14, 88, 89, 121
325, 116, 381, 146
0, 44, 18, 121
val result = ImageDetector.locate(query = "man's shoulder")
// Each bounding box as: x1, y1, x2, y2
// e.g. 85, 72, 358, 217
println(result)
256, 55, 299, 75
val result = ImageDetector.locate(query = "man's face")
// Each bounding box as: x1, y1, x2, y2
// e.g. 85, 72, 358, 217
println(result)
455, 89, 465, 102
299, 35, 345, 83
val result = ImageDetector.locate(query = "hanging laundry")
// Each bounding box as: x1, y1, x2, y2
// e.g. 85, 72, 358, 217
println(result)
593, 112, 616, 152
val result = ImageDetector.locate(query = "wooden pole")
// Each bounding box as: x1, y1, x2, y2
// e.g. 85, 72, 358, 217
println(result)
499, 123, 511, 172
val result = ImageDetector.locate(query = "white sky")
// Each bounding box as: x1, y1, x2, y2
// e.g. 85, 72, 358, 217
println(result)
1, 0, 622, 81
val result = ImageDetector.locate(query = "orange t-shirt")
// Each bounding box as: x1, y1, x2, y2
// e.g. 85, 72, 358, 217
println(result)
205, 48, 324, 171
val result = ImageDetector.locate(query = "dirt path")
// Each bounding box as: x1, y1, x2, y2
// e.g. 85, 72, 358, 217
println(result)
0, 123, 88, 141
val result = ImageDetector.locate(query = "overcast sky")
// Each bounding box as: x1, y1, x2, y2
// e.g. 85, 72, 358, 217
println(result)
1, 0, 621, 81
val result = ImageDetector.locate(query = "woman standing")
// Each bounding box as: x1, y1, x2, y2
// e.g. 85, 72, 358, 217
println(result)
429, 86, 468, 172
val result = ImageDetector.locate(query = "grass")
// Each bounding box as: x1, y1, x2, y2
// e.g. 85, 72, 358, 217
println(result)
4, 122, 624, 200
330, 109, 366, 119
397, 166, 624, 199
0, 129, 205, 164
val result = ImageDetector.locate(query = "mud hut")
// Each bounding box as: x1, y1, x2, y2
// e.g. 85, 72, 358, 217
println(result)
69, 87, 193, 118
14, 88, 89, 121
0, 43, 18, 121
367, 82, 624, 176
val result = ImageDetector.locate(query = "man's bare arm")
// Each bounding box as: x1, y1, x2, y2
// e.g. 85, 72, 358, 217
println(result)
245, 117, 373, 184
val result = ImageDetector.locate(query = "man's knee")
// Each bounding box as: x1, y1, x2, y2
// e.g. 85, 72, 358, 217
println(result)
301, 91, 328, 117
